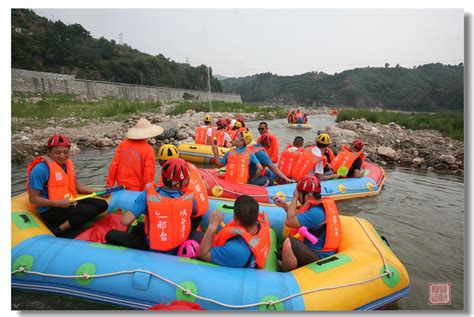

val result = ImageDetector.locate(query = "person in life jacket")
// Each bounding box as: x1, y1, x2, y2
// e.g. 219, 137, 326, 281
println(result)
106, 118, 163, 191
256, 122, 279, 163
105, 158, 202, 253
157, 144, 209, 227
27, 134, 108, 237
294, 133, 339, 181
315, 131, 336, 174
195, 114, 214, 145
213, 118, 233, 148
294, 109, 304, 123
199, 195, 271, 269
331, 139, 365, 178
303, 113, 308, 124
278, 136, 305, 179
212, 130, 263, 184
246, 131, 295, 186
227, 120, 246, 141
287, 111, 294, 123
273, 176, 341, 272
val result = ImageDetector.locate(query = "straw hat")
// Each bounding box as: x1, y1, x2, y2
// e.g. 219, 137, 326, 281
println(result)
126, 118, 164, 140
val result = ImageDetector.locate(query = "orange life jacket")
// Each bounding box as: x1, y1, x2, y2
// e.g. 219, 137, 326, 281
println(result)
106, 139, 155, 191
212, 129, 227, 147
227, 128, 239, 141
158, 163, 208, 217
225, 148, 251, 184
26, 156, 78, 200
326, 148, 336, 163
278, 144, 304, 178
291, 198, 341, 252
292, 146, 327, 181
257, 133, 279, 163
195, 126, 213, 145
213, 213, 271, 269
186, 163, 209, 216
145, 182, 194, 251
295, 112, 303, 120
330, 146, 365, 178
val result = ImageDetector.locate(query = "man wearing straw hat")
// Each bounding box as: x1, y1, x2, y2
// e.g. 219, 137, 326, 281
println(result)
106, 118, 163, 191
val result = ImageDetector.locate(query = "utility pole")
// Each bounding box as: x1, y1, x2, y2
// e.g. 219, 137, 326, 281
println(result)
207, 66, 212, 112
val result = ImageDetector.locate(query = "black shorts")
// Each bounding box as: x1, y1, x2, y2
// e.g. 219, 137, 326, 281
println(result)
40, 198, 108, 230
288, 236, 320, 267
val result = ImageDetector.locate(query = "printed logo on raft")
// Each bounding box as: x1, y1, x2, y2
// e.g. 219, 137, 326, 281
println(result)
428, 282, 451, 305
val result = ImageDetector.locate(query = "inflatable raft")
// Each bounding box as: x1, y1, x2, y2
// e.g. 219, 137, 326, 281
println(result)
287, 123, 311, 129
177, 143, 230, 164
199, 160, 386, 203
12, 192, 410, 310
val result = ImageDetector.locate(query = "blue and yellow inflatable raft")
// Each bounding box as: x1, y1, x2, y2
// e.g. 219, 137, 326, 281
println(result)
12, 191, 409, 310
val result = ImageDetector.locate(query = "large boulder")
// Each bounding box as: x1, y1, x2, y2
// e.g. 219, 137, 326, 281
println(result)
438, 154, 456, 165
377, 146, 399, 161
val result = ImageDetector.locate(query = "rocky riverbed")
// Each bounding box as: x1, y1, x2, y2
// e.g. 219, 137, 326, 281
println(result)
11, 106, 463, 176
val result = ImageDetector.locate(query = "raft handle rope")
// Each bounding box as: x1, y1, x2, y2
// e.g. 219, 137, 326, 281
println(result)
11, 216, 395, 309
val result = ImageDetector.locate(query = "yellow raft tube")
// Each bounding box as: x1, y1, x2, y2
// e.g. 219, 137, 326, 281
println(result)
177, 143, 230, 164
12, 192, 410, 310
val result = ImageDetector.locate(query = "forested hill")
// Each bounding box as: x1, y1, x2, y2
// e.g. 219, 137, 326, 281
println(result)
11, 9, 222, 92
220, 64, 463, 111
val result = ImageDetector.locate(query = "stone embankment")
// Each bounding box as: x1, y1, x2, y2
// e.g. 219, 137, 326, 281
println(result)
12, 107, 463, 175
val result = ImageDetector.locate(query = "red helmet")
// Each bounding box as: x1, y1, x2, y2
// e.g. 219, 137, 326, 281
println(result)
352, 139, 364, 151
297, 176, 321, 193
259, 133, 273, 147
225, 118, 231, 126
216, 118, 227, 128
47, 134, 71, 148
161, 158, 190, 182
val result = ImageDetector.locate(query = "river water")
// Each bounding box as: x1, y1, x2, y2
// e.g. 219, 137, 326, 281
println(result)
11, 115, 465, 311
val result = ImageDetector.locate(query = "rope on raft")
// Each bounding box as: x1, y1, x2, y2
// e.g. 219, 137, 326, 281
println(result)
12, 216, 394, 310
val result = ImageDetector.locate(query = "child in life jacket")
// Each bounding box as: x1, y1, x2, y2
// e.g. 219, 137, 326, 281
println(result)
212, 130, 263, 184
273, 176, 341, 272
27, 134, 108, 237
199, 195, 271, 269
106, 118, 163, 191
105, 158, 203, 253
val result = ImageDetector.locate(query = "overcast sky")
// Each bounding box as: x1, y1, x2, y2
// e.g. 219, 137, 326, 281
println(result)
32, 9, 464, 78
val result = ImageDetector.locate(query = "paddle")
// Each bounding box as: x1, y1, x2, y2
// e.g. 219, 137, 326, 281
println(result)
73, 186, 126, 202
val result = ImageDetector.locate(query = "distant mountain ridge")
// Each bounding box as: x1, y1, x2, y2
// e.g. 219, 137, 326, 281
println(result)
220, 64, 463, 111
11, 9, 223, 92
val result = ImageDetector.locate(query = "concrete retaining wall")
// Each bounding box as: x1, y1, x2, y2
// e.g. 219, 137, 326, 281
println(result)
11, 68, 242, 103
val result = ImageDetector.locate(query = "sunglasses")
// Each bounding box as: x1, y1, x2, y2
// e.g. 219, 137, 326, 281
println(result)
258, 128, 266, 131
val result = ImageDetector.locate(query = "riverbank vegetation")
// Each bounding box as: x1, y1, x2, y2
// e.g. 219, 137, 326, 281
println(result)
11, 93, 160, 130
170, 100, 288, 120
336, 109, 464, 141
